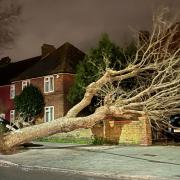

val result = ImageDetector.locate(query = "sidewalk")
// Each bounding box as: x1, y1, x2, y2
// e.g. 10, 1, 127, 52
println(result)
0, 142, 180, 180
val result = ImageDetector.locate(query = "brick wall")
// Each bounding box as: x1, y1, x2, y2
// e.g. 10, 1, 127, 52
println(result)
0, 85, 13, 120
62, 74, 74, 114
91, 116, 152, 145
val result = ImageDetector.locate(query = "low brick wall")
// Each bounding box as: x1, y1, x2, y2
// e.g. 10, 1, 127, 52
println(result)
91, 116, 152, 145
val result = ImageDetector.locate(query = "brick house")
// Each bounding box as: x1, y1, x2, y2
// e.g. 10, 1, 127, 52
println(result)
0, 56, 41, 120
0, 42, 85, 123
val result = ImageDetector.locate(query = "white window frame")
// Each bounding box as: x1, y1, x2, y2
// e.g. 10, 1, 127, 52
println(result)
10, 110, 15, 123
10, 84, 15, 99
44, 106, 54, 122
22, 80, 31, 90
44, 75, 54, 93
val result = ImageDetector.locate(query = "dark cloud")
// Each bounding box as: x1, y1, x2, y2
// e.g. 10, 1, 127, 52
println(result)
2, 0, 180, 61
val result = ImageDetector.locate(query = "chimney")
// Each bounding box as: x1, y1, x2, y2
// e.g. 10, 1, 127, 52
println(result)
41, 44, 56, 57
0, 56, 11, 67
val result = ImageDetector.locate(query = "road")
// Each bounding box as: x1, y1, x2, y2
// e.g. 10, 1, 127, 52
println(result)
0, 142, 180, 180
0, 166, 120, 180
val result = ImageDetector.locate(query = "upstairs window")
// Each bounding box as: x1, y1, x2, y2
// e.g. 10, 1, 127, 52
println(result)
44, 106, 54, 122
10, 110, 15, 123
22, 80, 31, 90
10, 84, 15, 99
44, 76, 54, 93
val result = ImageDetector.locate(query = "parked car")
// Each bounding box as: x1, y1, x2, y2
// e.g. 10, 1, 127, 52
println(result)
169, 115, 180, 132
167, 114, 180, 141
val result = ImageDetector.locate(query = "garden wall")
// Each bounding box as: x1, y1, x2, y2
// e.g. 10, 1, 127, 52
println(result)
91, 116, 152, 145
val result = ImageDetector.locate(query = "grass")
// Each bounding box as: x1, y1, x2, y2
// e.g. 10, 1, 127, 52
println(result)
35, 136, 93, 144
35, 136, 120, 145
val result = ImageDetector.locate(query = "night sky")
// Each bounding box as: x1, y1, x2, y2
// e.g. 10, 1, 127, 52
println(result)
2, 0, 180, 61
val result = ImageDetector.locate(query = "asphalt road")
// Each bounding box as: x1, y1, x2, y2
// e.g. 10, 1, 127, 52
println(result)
0, 166, 120, 180
1, 143, 180, 180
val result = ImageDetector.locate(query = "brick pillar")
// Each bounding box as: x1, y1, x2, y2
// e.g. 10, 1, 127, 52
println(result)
139, 116, 152, 145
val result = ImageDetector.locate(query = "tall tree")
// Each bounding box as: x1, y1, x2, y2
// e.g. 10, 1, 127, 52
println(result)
0, 9, 180, 152
68, 33, 136, 108
14, 85, 44, 123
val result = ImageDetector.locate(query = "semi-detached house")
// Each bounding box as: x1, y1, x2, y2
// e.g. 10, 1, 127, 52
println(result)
0, 42, 85, 123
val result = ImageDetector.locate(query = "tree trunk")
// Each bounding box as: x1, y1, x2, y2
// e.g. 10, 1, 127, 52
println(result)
0, 104, 145, 152
0, 106, 109, 152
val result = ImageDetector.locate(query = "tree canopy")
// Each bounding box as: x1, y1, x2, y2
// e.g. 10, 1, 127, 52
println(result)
14, 85, 44, 122
68, 33, 136, 107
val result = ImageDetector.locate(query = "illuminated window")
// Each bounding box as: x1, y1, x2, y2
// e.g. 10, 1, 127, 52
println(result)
44, 76, 54, 93
44, 106, 54, 122
22, 80, 31, 90
10, 84, 15, 99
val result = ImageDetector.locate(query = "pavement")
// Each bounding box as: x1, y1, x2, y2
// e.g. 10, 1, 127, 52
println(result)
0, 142, 180, 180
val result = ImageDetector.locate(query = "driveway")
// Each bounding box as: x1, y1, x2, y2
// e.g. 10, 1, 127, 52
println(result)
0, 142, 180, 180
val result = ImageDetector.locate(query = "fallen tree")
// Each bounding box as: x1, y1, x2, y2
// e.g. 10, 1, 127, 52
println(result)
0, 9, 180, 151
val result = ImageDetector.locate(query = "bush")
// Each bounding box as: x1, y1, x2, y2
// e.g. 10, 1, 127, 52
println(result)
92, 136, 119, 145
14, 84, 44, 122
0, 122, 8, 134
92, 137, 106, 145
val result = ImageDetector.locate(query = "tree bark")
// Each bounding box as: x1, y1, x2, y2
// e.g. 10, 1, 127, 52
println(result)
0, 106, 109, 151
0, 104, 145, 152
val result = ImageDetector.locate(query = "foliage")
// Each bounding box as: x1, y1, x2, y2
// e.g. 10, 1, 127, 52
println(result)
66, 8, 180, 129
36, 136, 93, 144
92, 137, 106, 145
0, 122, 8, 134
68, 33, 137, 108
14, 85, 44, 122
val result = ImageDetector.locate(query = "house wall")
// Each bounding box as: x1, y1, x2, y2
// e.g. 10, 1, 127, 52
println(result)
13, 73, 75, 122
0, 85, 13, 120
62, 74, 75, 114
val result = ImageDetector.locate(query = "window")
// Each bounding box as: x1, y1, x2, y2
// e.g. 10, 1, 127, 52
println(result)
22, 80, 31, 90
10, 110, 15, 123
44, 76, 54, 93
10, 84, 15, 99
44, 106, 54, 122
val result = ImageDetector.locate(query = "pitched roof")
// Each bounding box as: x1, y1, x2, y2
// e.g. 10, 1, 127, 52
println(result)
0, 56, 41, 86
13, 42, 85, 81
